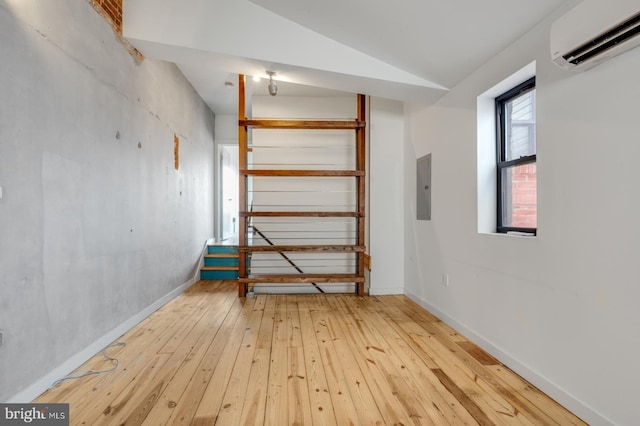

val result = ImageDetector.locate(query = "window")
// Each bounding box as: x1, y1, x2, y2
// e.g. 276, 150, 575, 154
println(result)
496, 77, 536, 235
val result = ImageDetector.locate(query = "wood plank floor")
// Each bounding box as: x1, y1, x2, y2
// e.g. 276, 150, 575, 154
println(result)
35, 280, 586, 425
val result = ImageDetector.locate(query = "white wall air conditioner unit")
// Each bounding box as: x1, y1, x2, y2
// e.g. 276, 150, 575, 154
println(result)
550, 0, 640, 71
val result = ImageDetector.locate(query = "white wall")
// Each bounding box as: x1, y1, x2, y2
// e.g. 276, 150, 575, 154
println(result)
369, 97, 405, 294
214, 114, 238, 241
0, 0, 214, 401
247, 95, 406, 295
216, 114, 238, 142
252, 95, 408, 294
403, 8, 640, 426
249, 96, 357, 293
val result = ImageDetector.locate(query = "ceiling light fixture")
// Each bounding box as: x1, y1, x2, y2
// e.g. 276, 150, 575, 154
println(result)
266, 71, 277, 96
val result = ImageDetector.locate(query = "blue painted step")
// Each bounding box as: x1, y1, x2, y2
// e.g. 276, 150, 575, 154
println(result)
201, 245, 240, 280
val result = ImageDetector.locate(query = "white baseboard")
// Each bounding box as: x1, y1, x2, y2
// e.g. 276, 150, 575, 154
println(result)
369, 286, 404, 295
7, 239, 212, 403
403, 289, 614, 426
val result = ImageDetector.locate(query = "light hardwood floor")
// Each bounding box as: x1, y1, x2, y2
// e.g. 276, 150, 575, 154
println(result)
36, 280, 586, 425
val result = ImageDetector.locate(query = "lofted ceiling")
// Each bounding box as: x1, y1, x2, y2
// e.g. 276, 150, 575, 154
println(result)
123, 0, 571, 115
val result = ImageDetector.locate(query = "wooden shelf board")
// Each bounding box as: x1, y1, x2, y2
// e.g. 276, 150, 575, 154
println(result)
239, 273, 364, 284
240, 211, 360, 218
239, 119, 365, 129
241, 169, 365, 177
238, 245, 365, 253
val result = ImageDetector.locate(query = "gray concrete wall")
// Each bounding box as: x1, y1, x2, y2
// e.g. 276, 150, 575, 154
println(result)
0, 0, 215, 401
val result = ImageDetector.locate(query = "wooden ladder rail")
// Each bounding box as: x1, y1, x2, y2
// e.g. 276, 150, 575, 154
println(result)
356, 94, 367, 296
238, 75, 249, 297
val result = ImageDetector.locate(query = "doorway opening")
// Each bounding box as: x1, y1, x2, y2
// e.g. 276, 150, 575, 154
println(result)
219, 144, 239, 242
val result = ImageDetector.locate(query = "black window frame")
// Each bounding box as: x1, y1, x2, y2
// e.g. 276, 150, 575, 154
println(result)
495, 77, 537, 236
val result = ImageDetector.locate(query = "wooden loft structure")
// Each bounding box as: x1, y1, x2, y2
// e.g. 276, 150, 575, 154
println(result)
236, 75, 367, 297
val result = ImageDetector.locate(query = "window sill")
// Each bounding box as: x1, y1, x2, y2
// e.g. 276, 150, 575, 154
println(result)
504, 230, 536, 237
479, 231, 537, 239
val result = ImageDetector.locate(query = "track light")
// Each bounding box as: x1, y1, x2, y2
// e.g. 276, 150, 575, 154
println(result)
266, 71, 277, 96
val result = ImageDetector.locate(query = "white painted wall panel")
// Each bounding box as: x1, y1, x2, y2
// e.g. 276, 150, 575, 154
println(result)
402, 9, 640, 425
248, 96, 357, 291
369, 98, 405, 295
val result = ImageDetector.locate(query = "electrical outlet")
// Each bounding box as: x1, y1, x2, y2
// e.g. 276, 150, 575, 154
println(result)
442, 273, 450, 287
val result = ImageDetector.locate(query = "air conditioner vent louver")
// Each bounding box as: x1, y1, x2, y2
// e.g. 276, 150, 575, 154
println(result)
551, 2, 640, 71
563, 12, 640, 66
